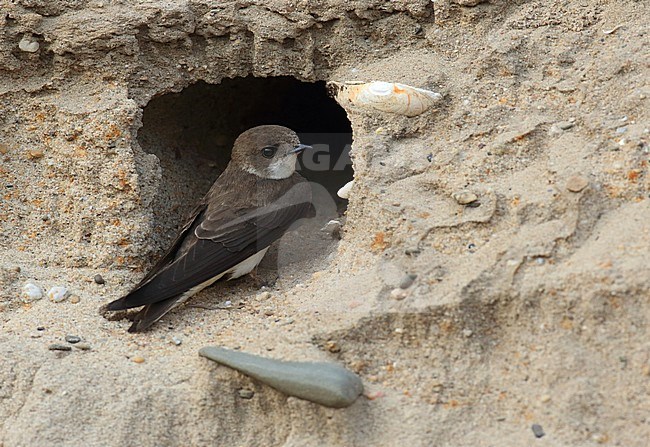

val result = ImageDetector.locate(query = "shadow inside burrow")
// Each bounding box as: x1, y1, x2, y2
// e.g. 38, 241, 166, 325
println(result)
134, 76, 353, 290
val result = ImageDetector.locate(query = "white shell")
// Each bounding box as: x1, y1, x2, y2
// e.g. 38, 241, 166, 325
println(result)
47, 286, 69, 303
337, 180, 354, 199
18, 35, 39, 53
330, 81, 441, 117
21, 283, 43, 302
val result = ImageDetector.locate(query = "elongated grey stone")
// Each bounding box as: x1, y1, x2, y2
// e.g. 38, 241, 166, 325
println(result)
199, 346, 363, 408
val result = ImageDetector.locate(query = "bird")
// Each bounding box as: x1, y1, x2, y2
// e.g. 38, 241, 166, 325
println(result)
105, 125, 313, 332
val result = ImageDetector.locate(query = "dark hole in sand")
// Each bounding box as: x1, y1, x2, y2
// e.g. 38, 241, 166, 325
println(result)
137, 76, 353, 284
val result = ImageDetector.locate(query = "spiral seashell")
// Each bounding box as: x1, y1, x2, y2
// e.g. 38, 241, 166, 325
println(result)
329, 81, 442, 117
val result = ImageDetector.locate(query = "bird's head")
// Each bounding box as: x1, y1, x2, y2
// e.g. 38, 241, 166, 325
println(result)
230, 125, 311, 180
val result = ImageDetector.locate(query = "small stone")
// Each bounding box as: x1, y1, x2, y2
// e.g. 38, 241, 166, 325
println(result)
615, 126, 627, 134
557, 121, 575, 130
37, 326, 45, 331
171, 336, 182, 346
452, 191, 479, 205
325, 341, 341, 353
238, 389, 255, 399
591, 433, 609, 444
65, 335, 81, 344
390, 288, 408, 301
21, 282, 43, 303
566, 175, 589, 192
18, 35, 39, 52
26, 148, 44, 160
453, 0, 486, 5
47, 286, 69, 303
462, 329, 473, 338
94, 274, 105, 285
540, 394, 551, 403
74, 343, 92, 351
69, 294, 80, 304
49, 344, 72, 352
399, 273, 417, 289
256, 291, 271, 301
132, 356, 145, 364
321, 220, 342, 239
531, 424, 545, 438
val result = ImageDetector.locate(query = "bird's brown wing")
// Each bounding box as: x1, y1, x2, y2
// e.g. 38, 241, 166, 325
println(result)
106, 182, 312, 311
127, 201, 207, 292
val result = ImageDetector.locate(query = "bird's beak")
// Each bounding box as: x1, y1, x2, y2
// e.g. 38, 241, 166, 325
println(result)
290, 144, 311, 155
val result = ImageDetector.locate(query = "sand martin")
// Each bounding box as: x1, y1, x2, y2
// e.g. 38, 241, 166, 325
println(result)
105, 125, 312, 332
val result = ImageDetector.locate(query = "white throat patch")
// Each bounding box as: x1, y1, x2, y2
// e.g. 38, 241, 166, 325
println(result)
245, 155, 298, 179
266, 155, 298, 179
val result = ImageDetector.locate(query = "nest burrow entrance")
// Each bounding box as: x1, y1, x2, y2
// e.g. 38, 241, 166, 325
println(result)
138, 75, 353, 249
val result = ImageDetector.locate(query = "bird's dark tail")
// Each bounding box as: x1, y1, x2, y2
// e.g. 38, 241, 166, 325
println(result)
127, 296, 183, 333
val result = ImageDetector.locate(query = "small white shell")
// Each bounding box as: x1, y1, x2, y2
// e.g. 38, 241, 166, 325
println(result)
47, 286, 69, 303
18, 35, 39, 53
337, 180, 354, 199
330, 81, 441, 117
21, 283, 43, 303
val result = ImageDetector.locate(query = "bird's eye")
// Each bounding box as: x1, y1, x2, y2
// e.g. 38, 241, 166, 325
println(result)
261, 146, 277, 158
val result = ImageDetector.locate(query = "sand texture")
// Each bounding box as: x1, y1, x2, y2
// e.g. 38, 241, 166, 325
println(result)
1, 0, 649, 446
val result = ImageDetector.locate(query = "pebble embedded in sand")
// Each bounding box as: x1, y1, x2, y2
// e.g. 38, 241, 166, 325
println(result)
65, 335, 81, 344
49, 343, 72, 351
321, 219, 342, 239
26, 148, 44, 160
452, 191, 479, 205
21, 282, 43, 303
531, 424, 545, 438
47, 286, 69, 303
69, 294, 80, 304
399, 273, 417, 289
566, 175, 589, 192
453, 0, 486, 6
132, 356, 145, 364
94, 274, 105, 284
199, 346, 364, 408
18, 35, 39, 53
390, 288, 408, 300
171, 336, 182, 346
238, 389, 255, 399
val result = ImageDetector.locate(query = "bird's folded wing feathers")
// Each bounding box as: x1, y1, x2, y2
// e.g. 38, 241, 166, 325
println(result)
106, 183, 312, 310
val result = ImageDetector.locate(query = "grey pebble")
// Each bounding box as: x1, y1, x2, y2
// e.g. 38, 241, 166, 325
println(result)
49, 343, 72, 351
532, 424, 545, 438
399, 273, 417, 289
199, 346, 364, 408
65, 335, 81, 344
94, 274, 105, 285
171, 336, 182, 346
238, 389, 255, 399
558, 121, 575, 130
